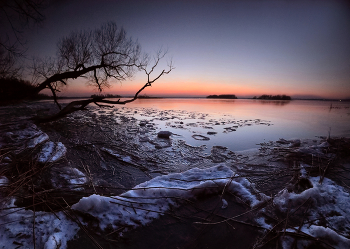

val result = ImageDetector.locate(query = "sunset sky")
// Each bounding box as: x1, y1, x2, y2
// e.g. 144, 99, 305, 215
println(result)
25, 0, 350, 99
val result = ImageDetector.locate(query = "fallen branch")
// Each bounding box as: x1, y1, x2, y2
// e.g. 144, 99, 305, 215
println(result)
32, 61, 173, 123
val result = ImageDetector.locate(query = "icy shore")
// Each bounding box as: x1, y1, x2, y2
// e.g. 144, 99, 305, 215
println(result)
0, 102, 350, 248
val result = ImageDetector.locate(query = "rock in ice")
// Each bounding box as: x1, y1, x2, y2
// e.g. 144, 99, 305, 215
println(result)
157, 131, 172, 139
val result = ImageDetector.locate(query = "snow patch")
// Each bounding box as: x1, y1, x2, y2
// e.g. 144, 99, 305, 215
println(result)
300, 225, 350, 248
51, 167, 87, 189
256, 216, 272, 230
72, 165, 268, 232
264, 175, 350, 249
101, 147, 132, 162
0, 176, 8, 186
0, 124, 49, 152
274, 177, 350, 232
37, 141, 67, 163
0, 199, 79, 249
221, 198, 228, 209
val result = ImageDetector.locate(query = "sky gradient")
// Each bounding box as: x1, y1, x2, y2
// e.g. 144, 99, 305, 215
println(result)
25, 0, 350, 99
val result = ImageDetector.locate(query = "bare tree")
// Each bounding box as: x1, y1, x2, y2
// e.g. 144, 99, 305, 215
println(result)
31, 22, 173, 122
0, 46, 19, 78
0, 0, 46, 78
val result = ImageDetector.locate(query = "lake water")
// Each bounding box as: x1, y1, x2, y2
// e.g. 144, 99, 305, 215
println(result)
55, 98, 350, 152
122, 98, 350, 152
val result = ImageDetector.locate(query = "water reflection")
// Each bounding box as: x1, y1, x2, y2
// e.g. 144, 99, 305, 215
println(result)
255, 100, 291, 106
124, 99, 349, 151
41, 98, 350, 151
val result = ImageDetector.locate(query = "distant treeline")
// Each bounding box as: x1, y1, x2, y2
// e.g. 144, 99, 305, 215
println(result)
137, 95, 162, 99
90, 94, 121, 98
0, 77, 51, 104
253, 95, 291, 100
206, 94, 237, 99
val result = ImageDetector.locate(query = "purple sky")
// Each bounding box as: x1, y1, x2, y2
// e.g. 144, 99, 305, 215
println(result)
22, 0, 350, 98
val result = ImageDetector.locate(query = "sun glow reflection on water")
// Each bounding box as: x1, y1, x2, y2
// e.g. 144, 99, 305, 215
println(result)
124, 98, 350, 151
55, 98, 350, 152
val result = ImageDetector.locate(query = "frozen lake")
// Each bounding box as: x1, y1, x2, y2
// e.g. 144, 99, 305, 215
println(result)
110, 98, 350, 152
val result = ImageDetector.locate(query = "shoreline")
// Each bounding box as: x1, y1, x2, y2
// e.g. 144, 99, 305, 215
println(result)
24, 96, 350, 101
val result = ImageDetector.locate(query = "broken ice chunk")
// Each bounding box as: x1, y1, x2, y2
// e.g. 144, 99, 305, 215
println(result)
37, 141, 67, 163
0, 176, 8, 186
51, 167, 87, 189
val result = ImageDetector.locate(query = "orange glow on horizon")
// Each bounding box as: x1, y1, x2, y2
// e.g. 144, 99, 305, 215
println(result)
56, 78, 350, 99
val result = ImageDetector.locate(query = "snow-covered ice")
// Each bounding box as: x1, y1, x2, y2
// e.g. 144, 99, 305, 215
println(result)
100, 147, 132, 163
257, 168, 350, 249
37, 141, 67, 163
51, 167, 88, 189
0, 124, 49, 153
1, 161, 350, 248
72, 164, 268, 232
0, 176, 8, 187
1, 164, 267, 248
0, 199, 79, 249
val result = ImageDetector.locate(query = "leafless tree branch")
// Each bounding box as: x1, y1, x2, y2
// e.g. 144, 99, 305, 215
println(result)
0, 0, 47, 78
30, 23, 173, 123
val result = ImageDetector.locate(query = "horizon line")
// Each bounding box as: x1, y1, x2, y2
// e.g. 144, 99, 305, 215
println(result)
50, 96, 350, 101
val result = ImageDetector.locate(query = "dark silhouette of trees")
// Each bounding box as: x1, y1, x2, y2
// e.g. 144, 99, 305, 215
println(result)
0, 0, 47, 78
30, 22, 173, 122
90, 94, 121, 99
256, 94, 291, 100
206, 94, 237, 99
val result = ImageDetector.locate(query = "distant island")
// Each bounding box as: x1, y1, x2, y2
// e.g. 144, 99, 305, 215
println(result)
206, 94, 237, 99
253, 94, 291, 100
137, 95, 162, 99
90, 94, 121, 98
